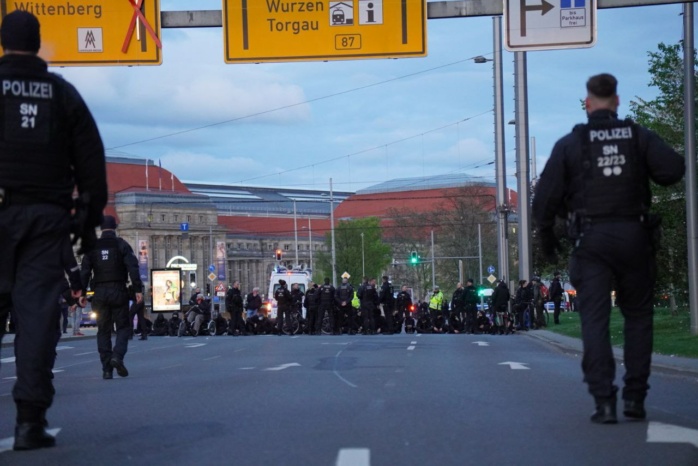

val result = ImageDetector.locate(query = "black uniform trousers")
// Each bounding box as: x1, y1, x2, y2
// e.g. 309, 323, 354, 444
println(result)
569, 220, 655, 403
306, 306, 319, 334
93, 285, 131, 371
129, 299, 148, 336
229, 308, 245, 334
316, 304, 332, 333
340, 304, 354, 333
0, 204, 69, 414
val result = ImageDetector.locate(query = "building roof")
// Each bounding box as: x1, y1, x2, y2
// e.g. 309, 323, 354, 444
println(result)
186, 182, 352, 217
106, 156, 190, 221
356, 173, 494, 195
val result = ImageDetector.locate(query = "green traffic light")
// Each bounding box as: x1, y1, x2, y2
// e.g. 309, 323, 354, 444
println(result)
410, 251, 418, 264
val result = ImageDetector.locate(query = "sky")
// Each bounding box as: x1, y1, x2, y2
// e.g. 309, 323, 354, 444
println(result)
50, 1, 692, 194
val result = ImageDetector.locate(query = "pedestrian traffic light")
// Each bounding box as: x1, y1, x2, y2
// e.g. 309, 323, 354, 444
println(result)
275, 249, 282, 261
410, 251, 419, 265
477, 287, 486, 297
206, 283, 211, 295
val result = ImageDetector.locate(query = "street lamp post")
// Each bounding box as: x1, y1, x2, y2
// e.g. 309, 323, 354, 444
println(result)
308, 217, 313, 271
474, 15, 509, 284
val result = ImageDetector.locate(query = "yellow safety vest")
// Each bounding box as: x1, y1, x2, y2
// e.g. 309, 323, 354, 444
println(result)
351, 291, 360, 308
429, 291, 443, 310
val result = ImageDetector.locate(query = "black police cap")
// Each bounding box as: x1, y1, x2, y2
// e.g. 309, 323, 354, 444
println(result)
1, 10, 40, 53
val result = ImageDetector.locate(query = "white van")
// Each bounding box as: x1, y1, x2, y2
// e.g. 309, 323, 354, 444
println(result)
265, 266, 312, 319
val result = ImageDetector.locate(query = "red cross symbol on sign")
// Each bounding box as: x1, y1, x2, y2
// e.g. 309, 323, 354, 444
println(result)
121, 0, 162, 54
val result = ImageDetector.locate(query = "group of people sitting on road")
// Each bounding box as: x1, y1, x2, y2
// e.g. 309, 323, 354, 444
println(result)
138, 274, 568, 338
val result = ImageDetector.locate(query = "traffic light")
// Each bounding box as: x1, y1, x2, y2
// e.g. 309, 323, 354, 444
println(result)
477, 287, 486, 297
275, 249, 282, 261
206, 283, 211, 295
409, 251, 419, 265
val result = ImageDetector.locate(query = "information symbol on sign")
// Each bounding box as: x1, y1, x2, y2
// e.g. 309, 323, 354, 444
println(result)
180, 223, 189, 232
359, 0, 384, 25
487, 265, 496, 275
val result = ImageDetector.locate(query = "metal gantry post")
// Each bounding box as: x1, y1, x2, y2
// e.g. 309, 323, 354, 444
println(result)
493, 16, 510, 283
683, 3, 698, 335
514, 51, 532, 282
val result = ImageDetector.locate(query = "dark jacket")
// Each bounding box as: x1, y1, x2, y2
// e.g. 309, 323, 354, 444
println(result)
245, 292, 262, 313
490, 282, 510, 313
226, 287, 243, 313
80, 231, 142, 292
0, 54, 106, 226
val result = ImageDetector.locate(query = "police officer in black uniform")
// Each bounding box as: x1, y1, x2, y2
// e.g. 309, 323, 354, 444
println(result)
304, 282, 319, 334
335, 276, 354, 335
463, 279, 479, 334
533, 73, 685, 424
318, 277, 336, 334
81, 216, 143, 380
358, 278, 379, 334
379, 276, 395, 334
274, 279, 292, 335
0, 11, 107, 451
226, 281, 245, 335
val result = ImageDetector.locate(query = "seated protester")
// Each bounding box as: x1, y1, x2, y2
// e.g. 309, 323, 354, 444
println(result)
151, 314, 168, 336
404, 314, 416, 334
391, 312, 404, 335
432, 313, 446, 334
213, 314, 229, 336
186, 294, 211, 336
416, 312, 432, 334
475, 311, 492, 335
168, 312, 182, 336
374, 313, 387, 334
447, 312, 462, 334
246, 311, 272, 335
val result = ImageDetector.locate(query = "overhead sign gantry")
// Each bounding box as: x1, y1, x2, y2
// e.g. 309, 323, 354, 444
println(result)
0, 0, 162, 66
222, 0, 427, 63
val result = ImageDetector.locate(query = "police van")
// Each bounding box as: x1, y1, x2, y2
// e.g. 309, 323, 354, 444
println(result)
264, 266, 312, 319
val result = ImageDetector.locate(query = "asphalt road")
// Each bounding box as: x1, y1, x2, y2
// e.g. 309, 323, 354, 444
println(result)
1, 332, 697, 465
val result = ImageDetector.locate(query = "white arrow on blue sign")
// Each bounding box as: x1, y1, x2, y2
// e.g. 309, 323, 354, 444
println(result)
487, 265, 495, 274
208, 265, 215, 272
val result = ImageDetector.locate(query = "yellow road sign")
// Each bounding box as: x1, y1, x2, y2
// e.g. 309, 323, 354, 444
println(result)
0, 1, 162, 66
223, 0, 427, 63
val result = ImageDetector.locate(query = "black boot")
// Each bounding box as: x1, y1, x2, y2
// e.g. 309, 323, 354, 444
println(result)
591, 398, 618, 424
623, 400, 646, 420
13, 423, 56, 450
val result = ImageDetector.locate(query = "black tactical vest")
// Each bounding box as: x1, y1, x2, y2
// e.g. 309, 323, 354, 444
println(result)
89, 237, 125, 284
570, 119, 648, 219
337, 284, 352, 301
0, 70, 72, 197
319, 284, 334, 305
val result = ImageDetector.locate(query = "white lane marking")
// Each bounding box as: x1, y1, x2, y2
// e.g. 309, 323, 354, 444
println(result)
472, 341, 490, 346
160, 364, 183, 370
55, 346, 74, 351
322, 342, 350, 345
407, 345, 416, 351
291, 336, 300, 339
239, 367, 256, 370
185, 343, 206, 348
75, 352, 96, 356
1, 357, 15, 364
203, 355, 221, 361
52, 369, 64, 374
233, 348, 247, 353
647, 422, 698, 448
334, 349, 357, 389
3, 377, 17, 380
498, 361, 530, 370
410, 341, 417, 345
336, 448, 370, 466
263, 363, 301, 371
0, 428, 61, 454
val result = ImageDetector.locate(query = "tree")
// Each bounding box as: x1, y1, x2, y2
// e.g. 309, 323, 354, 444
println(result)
314, 217, 392, 285
628, 42, 695, 305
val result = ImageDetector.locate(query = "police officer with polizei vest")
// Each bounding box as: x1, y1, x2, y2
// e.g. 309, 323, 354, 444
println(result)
318, 277, 336, 334
274, 279, 292, 334
379, 275, 395, 334
358, 278, 379, 334
532, 73, 685, 425
81, 216, 143, 380
304, 282, 319, 334
463, 279, 479, 334
335, 276, 354, 335
0, 11, 107, 451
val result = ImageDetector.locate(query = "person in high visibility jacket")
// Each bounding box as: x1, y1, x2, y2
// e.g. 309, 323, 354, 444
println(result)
429, 286, 444, 320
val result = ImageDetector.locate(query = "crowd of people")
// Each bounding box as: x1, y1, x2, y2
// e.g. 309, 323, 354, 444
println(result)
136, 274, 569, 338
